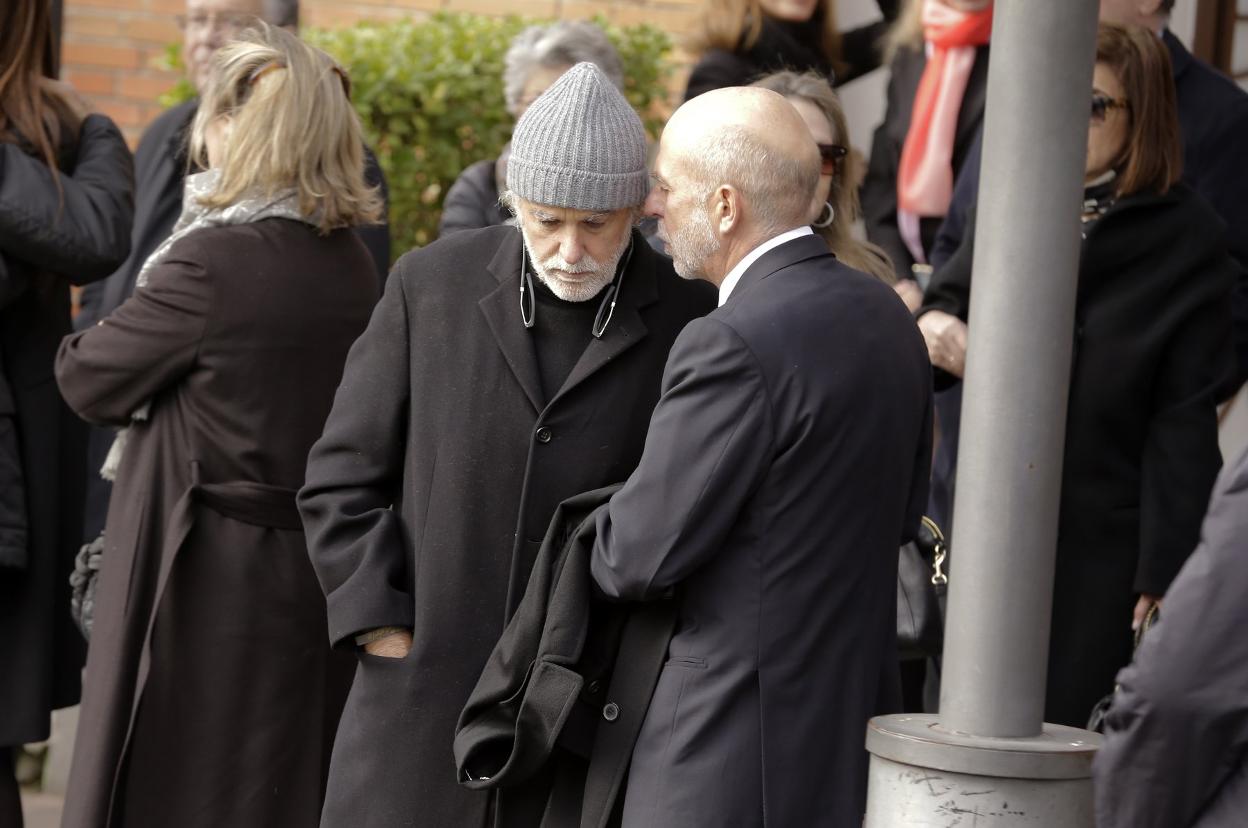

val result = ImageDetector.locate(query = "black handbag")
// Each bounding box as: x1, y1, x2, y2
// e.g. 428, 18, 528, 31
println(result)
897, 516, 948, 660
1087, 603, 1159, 733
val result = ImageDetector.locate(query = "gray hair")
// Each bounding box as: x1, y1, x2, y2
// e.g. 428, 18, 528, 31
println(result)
683, 125, 818, 236
503, 21, 625, 116
261, 0, 298, 28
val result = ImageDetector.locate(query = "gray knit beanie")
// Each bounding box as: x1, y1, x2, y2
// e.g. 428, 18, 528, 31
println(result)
506, 62, 650, 211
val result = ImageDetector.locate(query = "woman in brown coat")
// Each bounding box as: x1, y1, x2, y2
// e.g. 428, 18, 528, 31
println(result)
54, 25, 382, 828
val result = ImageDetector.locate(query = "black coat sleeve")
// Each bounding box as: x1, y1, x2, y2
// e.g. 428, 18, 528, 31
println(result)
683, 50, 760, 102
1134, 229, 1234, 596
1094, 453, 1248, 828
0, 114, 134, 283
837, 21, 889, 85
591, 316, 774, 600
297, 268, 414, 647
861, 52, 916, 282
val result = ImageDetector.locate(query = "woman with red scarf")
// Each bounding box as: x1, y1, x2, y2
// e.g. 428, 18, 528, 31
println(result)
861, 0, 993, 310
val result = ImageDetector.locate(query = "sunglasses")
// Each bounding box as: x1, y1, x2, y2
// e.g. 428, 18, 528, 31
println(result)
817, 143, 848, 175
1091, 94, 1129, 123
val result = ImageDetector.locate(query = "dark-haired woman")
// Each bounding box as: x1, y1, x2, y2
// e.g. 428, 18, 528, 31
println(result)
918, 22, 1236, 727
0, 2, 134, 822
683, 0, 900, 101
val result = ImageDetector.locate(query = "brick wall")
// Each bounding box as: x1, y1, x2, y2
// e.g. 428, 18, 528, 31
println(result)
61, 0, 704, 146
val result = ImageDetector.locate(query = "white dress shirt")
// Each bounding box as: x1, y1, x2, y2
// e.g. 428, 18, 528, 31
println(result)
717, 226, 814, 307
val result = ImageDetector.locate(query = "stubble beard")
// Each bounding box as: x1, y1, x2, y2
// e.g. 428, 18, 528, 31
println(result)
663, 207, 719, 282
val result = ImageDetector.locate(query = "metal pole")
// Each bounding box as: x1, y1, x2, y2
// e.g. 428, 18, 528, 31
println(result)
937, 0, 1099, 739
865, 1, 1102, 822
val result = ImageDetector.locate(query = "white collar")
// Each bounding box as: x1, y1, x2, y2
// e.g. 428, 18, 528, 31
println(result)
718, 226, 814, 307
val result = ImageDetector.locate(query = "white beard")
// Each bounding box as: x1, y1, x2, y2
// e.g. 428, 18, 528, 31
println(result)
522, 229, 630, 303
664, 207, 719, 282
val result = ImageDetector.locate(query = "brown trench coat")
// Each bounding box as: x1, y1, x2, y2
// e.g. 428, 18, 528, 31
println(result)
54, 218, 379, 828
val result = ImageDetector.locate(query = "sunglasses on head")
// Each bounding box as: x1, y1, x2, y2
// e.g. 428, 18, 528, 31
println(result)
817, 143, 848, 175
1090, 94, 1128, 123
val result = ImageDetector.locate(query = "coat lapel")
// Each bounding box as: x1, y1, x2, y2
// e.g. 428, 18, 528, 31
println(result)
479, 228, 545, 414
550, 231, 658, 406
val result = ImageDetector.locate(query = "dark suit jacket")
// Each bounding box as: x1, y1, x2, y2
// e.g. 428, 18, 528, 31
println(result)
922, 184, 1234, 726
861, 44, 989, 282
590, 234, 933, 827
298, 226, 715, 828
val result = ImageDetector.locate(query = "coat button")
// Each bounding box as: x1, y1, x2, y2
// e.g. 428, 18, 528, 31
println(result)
585, 680, 602, 697
602, 702, 620, 722
535, 426, 552, 444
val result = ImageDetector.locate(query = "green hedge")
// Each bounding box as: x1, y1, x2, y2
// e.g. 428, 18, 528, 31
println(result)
157, 13, 674, 256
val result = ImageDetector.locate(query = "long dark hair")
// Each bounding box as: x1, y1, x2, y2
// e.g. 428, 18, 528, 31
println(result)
0, 0, 74, 172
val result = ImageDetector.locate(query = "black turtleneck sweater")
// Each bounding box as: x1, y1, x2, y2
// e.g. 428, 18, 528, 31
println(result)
529, 274, 599, 405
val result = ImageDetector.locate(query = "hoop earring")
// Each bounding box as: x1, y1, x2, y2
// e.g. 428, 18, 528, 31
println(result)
812, 202, 835, 229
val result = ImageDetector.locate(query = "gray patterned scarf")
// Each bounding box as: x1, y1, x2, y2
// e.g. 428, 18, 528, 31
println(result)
100, 169, 312, 480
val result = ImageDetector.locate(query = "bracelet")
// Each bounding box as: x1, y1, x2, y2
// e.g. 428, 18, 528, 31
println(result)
355, 626, 409, 647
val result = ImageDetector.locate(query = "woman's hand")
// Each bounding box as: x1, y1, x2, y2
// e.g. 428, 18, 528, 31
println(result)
918, 310, 969, 377
1132, 594, 1162, 632
894, 278, 924, 313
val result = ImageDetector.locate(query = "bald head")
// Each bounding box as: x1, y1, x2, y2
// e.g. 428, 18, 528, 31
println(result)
662, 87, 821, 235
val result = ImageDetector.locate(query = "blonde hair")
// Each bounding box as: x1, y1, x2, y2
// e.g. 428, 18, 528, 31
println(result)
189, 23, 381, 233
752, 71, 895, 285
689, 0, 845, 78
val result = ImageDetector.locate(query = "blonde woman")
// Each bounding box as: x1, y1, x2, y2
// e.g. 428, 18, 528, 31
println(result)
55, 24, 381, 828
684, 0, 900, 101
753, 70, 895, 285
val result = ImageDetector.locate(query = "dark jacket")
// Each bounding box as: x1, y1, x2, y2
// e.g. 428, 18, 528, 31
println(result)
590, 234, 933, 827
1093, 447, 1248, 828
1164, 30, 1248, 387
683, 2, 900, 101
0, 114, 133, 747
0, 256, 27, 571
298, 225, 715, 828
440, 157, 510, 238
922, 183, 1234, 727
75, 100, 392, 540
455, 485, 676, 828
861, 43, 989, 282
55, 219, 378, 828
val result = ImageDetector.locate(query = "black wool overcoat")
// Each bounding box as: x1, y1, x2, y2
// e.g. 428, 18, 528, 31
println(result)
299, 224, 715, 828
922, 183, 1235, 727
0, 114, 133, 747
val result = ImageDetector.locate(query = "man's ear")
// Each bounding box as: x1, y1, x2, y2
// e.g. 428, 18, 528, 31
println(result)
715, 185, 740, 236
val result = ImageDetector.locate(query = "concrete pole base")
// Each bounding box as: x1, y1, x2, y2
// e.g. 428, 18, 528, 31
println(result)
864, 714, 1101, 827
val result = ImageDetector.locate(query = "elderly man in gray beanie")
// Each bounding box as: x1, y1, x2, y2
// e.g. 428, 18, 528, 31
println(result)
298, 62, 714, 828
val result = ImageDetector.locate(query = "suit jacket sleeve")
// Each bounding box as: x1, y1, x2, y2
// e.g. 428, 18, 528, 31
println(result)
54, 234, 211, 426
591, 316, 773, 600
1094, 453, 1248, 828
298, 269, 414, 648
1134, 237, 1234, 596
0, 114, 134, 283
